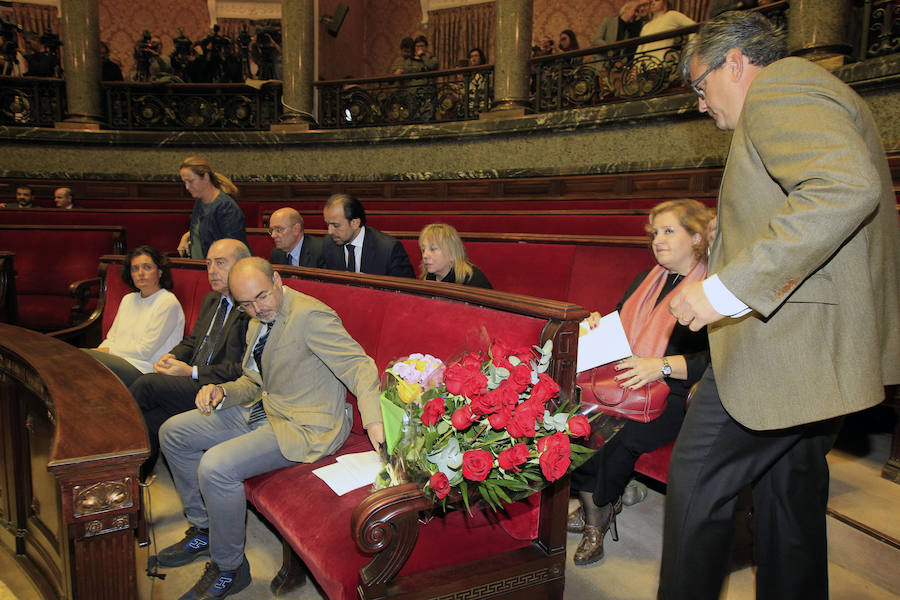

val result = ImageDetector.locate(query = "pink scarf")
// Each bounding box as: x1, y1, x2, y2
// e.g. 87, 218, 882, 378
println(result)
618, 261, 707, 358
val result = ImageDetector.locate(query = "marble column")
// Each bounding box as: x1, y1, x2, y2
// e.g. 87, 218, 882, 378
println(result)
787, 0, 853, 65
56, 0, 102, 129
272, 0, 316, 131
485, 0, 533, 118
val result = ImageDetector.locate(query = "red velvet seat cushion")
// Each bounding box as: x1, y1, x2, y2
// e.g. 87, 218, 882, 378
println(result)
245, 434, 533, 600
635, 440, 673, 483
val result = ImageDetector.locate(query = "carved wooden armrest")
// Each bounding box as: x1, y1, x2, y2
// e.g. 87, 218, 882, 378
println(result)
52, 278, 105, 344
352, 482, 434, 595
68, 277, 101, 325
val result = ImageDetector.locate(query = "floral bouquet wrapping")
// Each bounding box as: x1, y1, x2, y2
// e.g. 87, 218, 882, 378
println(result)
377, 338, 615, 512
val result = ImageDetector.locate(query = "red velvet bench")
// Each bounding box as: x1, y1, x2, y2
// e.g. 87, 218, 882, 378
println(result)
65, 256, 587, 600
0, 225, 126, 332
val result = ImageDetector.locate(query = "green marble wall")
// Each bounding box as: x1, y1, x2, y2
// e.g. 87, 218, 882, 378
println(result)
2, 55, 898, 183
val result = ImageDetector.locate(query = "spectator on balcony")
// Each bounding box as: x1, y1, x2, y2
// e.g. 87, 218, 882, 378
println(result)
53, 187, 74, 209
466, 47, 489, 115
100, 41, 123, 81
414, 35, 439, 71
391, 36, 436, 75
593, 1, 646, 46
23, 32, 55, 77
419, 224, 492, 289
532, 35, 555, 57
177, 157, 248, 259
636, 0, 696, 65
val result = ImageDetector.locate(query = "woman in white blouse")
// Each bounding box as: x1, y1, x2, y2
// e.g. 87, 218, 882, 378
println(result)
85, 246, 185, 387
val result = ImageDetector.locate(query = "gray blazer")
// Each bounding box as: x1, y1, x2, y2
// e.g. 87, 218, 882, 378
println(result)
710, 57, 900, 430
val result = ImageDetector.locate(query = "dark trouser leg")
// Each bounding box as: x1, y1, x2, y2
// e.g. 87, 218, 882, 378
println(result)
572, 395, 685, 507
752, 417, 840, 600
658, 367, 834, 600
83, 349, 144, 387
129, 373, 202, 480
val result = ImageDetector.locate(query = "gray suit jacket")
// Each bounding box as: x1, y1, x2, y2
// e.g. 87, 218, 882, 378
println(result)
710, 57, 900, 430
219, 287, 382, 462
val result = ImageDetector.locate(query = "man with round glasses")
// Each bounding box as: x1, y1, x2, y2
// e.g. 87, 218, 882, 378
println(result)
268, 206, 322, 267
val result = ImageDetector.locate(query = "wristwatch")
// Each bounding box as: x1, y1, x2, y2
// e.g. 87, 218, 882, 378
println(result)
661, 357, 672, 378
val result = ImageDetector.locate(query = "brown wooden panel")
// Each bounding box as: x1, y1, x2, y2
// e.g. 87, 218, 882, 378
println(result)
83, 183, 131, 197
135, 182, 188, 197
342, 183, 390, 198
391, 182, 444, 198
289, 183, 335, 197
631, 173, 693, 196
445, 180, 494, 197
500, 179, 554, 196
561, 177, 619, 196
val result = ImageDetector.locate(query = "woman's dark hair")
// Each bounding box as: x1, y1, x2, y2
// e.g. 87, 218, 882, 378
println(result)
560, 29, 579, 50
121, 245, 173, 292
469, 47, 486, 64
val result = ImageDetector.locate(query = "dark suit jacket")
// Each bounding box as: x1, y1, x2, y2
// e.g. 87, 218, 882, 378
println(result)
317, 226, 415, 277
169, 291, 248, 385
270, 235, 323, 268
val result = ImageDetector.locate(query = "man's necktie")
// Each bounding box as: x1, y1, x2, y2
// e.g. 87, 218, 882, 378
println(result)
289, 253, 295, 266
193, 297, 228, 366
248, 322, 273, 425
346, 244, 356, 272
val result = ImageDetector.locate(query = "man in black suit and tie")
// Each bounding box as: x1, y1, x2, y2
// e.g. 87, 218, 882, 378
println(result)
268, 207, 322, 267
130, 238, 251, 481
317, 193, 415, 277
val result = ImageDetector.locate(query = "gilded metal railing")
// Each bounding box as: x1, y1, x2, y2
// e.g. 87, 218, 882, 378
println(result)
315, 65, 493, 128
0, 76, 66, 126
102, 81, 282, 130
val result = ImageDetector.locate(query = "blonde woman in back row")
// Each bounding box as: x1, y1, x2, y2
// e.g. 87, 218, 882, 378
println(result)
418, 223, 492, 289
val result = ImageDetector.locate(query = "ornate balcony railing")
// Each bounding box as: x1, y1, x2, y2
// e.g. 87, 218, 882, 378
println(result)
0, 76, 66, 126
861, 0, 900, 59
102, 81, 282, 130
530, 1, 788, 113
315, 65, 493, 128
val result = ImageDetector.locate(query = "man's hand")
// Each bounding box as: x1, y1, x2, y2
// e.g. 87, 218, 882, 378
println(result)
154, 353, 193, 376
669, 282, 724, 331
196, 384, 224, 414
177, 231, 190, 257
367, 423, 385, 452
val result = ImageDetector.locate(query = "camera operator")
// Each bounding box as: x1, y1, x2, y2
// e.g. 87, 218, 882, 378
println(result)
250, 26, 281, 80
134, 32, 178, 83
0, 16, 24, 76
198, 25, 232, 83
531, 35, 554, 57
23, 31, 57, 77
170, 27, 194, 82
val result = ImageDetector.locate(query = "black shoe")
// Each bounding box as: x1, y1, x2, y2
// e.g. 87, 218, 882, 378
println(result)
179, 558, 251, 600
157, 526, 210, 567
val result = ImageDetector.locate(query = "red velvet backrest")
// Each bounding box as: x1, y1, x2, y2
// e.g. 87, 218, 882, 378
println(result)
246, 230, 275, 258
567, 244, 656, 314
2, 228, 120, 295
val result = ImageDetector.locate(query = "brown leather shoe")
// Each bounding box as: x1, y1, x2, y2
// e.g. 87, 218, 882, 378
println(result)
567, 505, 585, 533
574, 525, 605, 565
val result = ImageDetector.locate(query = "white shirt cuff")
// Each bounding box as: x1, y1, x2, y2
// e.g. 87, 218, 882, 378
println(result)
192, 365, 199, 380
703, 275, 751, 317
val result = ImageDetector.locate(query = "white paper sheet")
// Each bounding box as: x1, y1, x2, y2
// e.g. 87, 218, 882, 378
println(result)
312, 451, 383, 496
576, 310, 633, 373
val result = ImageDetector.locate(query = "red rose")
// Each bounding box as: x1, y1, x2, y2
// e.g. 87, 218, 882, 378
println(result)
488, 406, 513, 430
517, 397, 545, 422
567, 415, 590, 439
497, 380, 520, 408
492, 340, 534, 363
509, 364, 533, 393
460, 352, 483, 371
529, 374, 560, 405
506, 407, 536, 438
462, 449, 493, 481
537, 432, 571, 482
421, 397, 446, 426
429, 472, 451, 499
451, 406, 476, 430
443, 363, 488, 398
470, 389, 503, 416
497, 443, 530, 472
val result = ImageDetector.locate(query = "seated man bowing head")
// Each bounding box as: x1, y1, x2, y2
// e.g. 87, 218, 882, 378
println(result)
158, 257, 385, 600
130, 238, 251, 482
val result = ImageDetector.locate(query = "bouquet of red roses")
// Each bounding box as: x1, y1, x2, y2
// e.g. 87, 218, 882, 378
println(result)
377, 337, 604, 512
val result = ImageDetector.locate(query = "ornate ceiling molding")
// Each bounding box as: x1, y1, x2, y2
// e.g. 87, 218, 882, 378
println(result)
208, 0, 282, 24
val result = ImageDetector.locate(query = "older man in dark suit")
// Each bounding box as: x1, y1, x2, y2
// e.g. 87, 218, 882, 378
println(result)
129, 238, 251, 481
268, 207, 322, 267
662, 12, 899, 599
317, 193, 415, 277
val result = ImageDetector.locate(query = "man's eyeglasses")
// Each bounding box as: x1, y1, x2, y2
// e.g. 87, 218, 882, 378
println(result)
269, 226, 287, 235
236, 289, 273, 313
691, 59, 724, 100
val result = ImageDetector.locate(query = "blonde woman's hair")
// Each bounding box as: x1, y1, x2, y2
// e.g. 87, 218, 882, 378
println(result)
180, 156, 239, 197
646, 199, 716, 260
418, 223, 474, 283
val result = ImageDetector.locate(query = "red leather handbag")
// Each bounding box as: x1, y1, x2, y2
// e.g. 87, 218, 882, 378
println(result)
576, 363, 669, 423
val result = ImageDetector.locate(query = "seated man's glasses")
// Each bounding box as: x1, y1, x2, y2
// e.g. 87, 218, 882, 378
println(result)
691, 59, 724, 100
236, 289, 273, 313
269, 226, 287, 235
